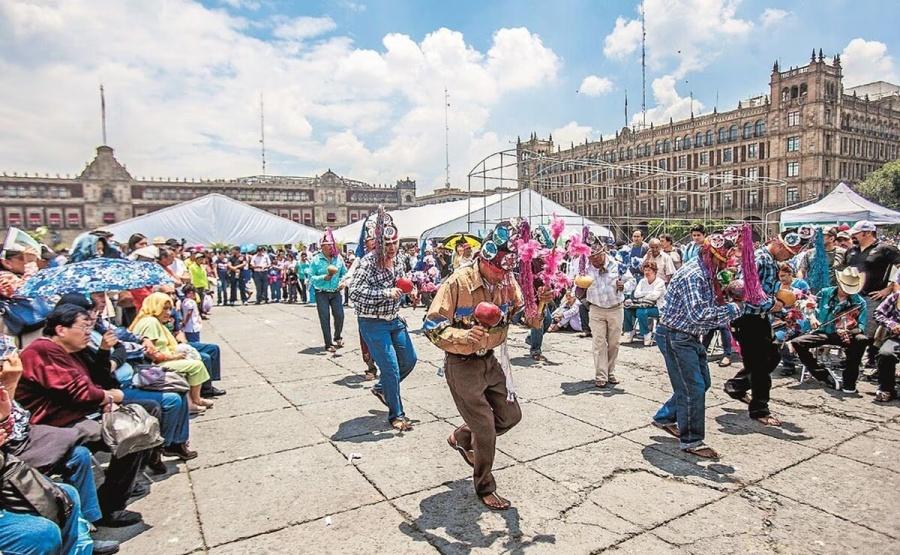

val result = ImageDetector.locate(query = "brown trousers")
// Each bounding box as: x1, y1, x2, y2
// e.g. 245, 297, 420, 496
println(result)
445, 353, 522, 496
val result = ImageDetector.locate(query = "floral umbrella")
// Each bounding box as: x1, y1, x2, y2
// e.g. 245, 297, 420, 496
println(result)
17, 258, 174, 299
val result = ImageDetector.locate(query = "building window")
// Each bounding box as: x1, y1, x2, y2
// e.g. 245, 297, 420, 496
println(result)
748, 143, 758, 159
787, 187, 799, 203
28, 213, 42, 227
695, 132, 703, 147
787, 136, 800, 152
787, 161, 800, 177
723, 148, 733, 163
48, 213, 62, 227
678, 155, 687, 169
683, 135, 691, 149
678, 197, 688, 212
718, 128, 727, 143
787, 111, 800, 126
674, 137, 682, 151
699, 152, 709, 166
66, 213, 81, 228
326, 212, 336, 223
824, 159, 832, 177
729, 125, 738, 141
303, 213, 313, 225
724, 192, 733, 208
705, 130, 713, 146
825, 109, 832, 125
7, 213, 22, 226
743, 123, 752, 139
747, 167, 759, 180
825, 134, 833, 152
748, 190, 759, 207
102, 212, 116, 224
755, 120, 766, 136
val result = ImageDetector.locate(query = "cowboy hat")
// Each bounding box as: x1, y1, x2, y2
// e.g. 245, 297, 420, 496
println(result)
835, 267, 863, 295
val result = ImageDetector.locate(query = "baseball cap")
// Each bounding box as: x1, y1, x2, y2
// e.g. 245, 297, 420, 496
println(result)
849, 220, 876, 234
836, 231, 851, 240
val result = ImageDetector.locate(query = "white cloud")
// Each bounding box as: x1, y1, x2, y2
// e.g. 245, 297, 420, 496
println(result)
220, 0, 261, 10
551, 121, 594, 148
272, 16, 337, 41
0, 1, 560, 193
578, 75, 614, 96
635, 75, 705, 126
841, 38, 899, 87
760, 8, 789, 28
602, 0, 754, 78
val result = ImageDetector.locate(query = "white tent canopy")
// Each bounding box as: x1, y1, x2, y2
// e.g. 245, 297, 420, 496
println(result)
101, 193, 321, 246
780, 182, 900, 227
333, 189, 612, 247
421, 189, 613, 241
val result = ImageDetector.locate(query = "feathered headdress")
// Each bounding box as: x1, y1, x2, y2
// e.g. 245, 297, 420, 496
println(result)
807, 227, 830, 293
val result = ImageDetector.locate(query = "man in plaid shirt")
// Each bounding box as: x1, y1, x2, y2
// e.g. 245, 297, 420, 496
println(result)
654, 234, 743, 459
725, 229, 808, 426
348, 211, 417, 432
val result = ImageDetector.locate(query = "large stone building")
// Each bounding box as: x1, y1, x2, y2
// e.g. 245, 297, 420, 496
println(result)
517, 50, 900, 237
0, 146, 417, 243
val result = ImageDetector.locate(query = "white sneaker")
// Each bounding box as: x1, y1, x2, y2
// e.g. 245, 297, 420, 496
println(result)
643, 334, 653, 346
623, 331, 635, 343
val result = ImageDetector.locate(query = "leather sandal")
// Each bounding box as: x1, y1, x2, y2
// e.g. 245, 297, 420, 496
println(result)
391, 418, 413, 432
651, 421, 680, 438
481, 492, 511, 511
447, 433, 475, 468
874, 390, 895, 403
753, 414, 782, 427
684, 444, 720, 459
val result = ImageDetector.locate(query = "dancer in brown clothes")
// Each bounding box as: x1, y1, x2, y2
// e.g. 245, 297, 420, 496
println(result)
424, 223, 550, 510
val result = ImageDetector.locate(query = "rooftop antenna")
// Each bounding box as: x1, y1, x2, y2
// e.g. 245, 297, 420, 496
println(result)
444, 87, 451, 189
99, 84, 108, 145
259, 93, 266, 176
624, 89, 629, 127
641, 0, 646, 127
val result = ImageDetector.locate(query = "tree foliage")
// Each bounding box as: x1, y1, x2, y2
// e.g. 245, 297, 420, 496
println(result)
857, 159, 900, 211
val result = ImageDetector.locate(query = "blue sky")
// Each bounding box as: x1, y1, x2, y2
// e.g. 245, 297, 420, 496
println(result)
1, 0, 898, 192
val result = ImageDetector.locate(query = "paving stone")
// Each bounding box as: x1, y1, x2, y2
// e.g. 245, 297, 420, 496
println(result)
537, 388, 666, 435
392, 466, 574, 555
760, 453, 900, 538
605, 532, 676, 553
255, 358, 348, 384
188, 407, 325, 469
403, 382, 462, 420
209, 502, 437, 555
331, 419, 512, 499
274, 373, 372, 406
196, 382, 291, 421
773, 381, 900, 423
497, 402, 611, 462
191, 443, 383, 547
654, 487, 896, 553
301, 394, 438, 441
96, 471, 203, 555
832, 425, 900, 471
217, 365, 267, 390
583, 471, 725, 529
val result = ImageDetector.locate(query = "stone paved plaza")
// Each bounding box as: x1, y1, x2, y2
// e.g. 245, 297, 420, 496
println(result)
102, 302, 900, 554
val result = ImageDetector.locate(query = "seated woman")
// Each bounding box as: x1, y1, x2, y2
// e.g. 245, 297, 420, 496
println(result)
16, 305, 152, 527
59, 293, 196, 471
622, 261, 666, 346
548, 291, 582, 332
129, 292, 213, 413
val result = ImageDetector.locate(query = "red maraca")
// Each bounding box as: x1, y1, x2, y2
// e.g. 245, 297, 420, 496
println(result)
474, 301, 502, 328
395, 277, 414, 294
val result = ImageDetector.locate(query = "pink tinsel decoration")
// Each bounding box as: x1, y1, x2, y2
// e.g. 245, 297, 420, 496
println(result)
541, 247, 566, 295
549, 213, 566, 241
567, 232, 591, 259
515, 220, 539, 320
739, 223, 767, 305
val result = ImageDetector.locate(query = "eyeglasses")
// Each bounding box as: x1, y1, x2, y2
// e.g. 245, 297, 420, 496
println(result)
71, 323, 93, 332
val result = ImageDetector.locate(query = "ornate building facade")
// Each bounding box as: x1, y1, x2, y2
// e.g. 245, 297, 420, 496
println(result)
0, 146, 417, 243
517, 51, 900, 237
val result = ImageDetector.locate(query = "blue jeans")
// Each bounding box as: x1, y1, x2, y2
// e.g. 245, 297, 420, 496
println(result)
191, 341, 221, 381
270, 280, 282, 302
623, 306, 660, 336
216, 273, 229, 304
654, 325, 710, 449
702, 326, 733, 357
528, 305, 553, 355
358, 317, 417, 422
315, 290, 344, 348
0, 484, 87, 555
62, 446, 102, 524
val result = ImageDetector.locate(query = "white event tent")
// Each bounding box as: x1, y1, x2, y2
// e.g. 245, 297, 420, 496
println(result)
334, 189, 612, 247
100, 193, 321, 246
780, 182, 900, 227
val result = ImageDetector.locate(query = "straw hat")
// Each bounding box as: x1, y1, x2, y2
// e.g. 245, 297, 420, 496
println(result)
835, 267, 863, 295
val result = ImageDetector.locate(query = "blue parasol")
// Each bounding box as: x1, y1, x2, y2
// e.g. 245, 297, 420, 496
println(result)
16, 258, 174, 299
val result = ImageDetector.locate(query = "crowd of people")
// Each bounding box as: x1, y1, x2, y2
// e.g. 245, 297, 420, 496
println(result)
1, 231, 227, 554
3, 212, 898, 548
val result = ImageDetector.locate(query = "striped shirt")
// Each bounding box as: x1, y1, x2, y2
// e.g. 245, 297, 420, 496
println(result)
659, 258, 742, 336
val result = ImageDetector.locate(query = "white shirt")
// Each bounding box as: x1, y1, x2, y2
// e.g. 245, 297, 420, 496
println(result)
632, 276, 667, 308
585, 256, 624, 308
646, 251, 676, 282
168, 258, 187, 278
664, 248, 682, 269
250, 253, 271, 271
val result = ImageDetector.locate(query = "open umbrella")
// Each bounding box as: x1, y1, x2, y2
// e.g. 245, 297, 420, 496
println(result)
17, 258, 174, 299
441, 233, 481, 251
